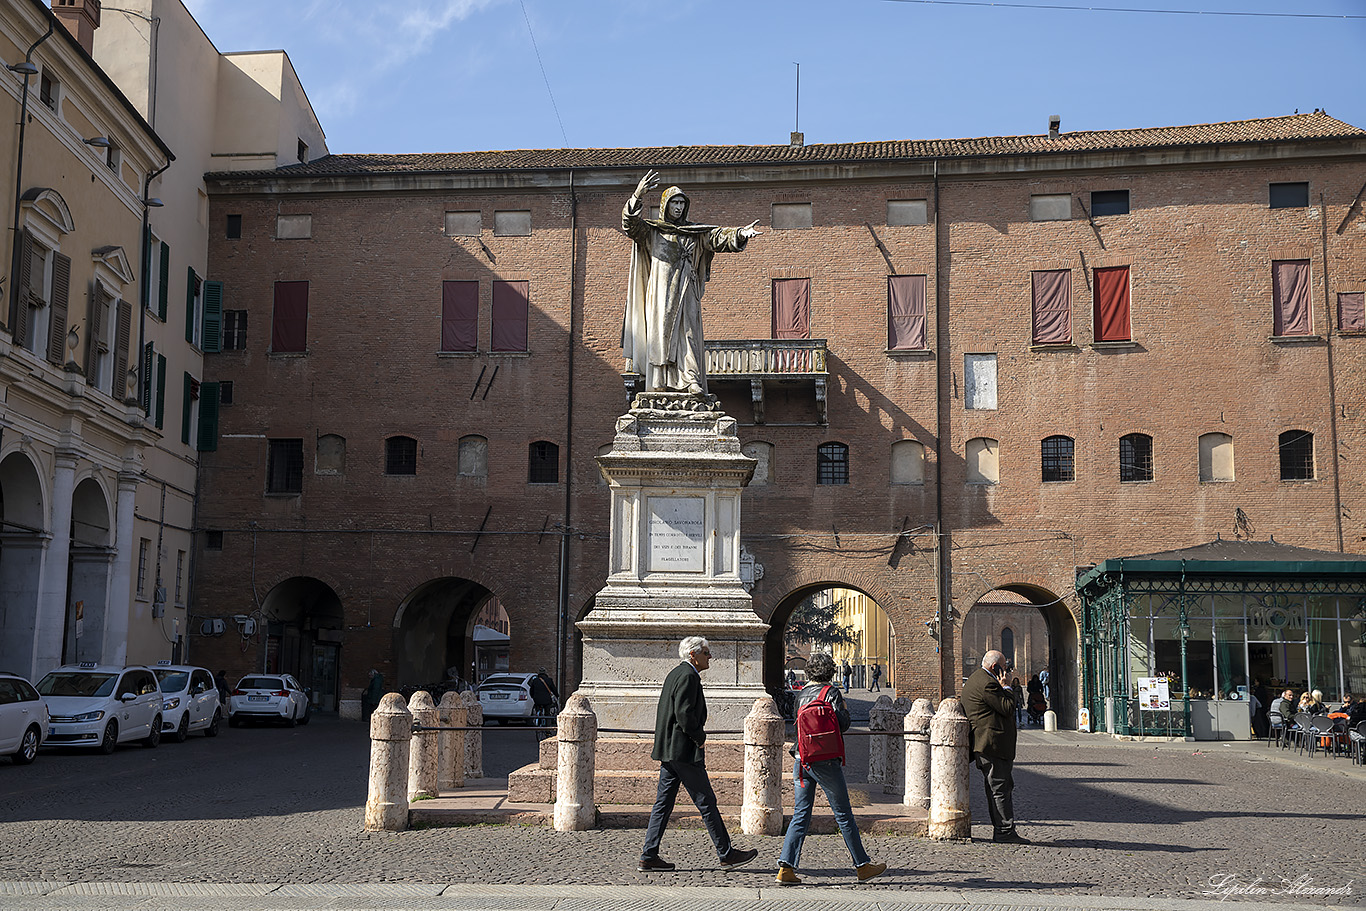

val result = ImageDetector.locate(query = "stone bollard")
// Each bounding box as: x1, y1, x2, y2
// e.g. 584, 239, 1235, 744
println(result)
903, 697, 934, 809
928, 696, 971, 840
1043, 709, 1057, 732
364, 692, 412, 832
437, 691, 467, 791
867, 695, 896, 785
883, 697, 912, 793
741, 696, 786, 836
460, 690, 483, 779
553, 693, 598, 832
407, 691, 438, 802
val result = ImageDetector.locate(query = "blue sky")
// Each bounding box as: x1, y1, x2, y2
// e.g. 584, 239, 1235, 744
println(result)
183, 0, 1366, 155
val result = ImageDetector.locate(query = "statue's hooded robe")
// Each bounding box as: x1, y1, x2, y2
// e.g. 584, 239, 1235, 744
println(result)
621, 185, 749, 394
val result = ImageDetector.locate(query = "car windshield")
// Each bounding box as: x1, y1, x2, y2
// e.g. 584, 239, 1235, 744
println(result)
37, 672, 117, 698
237, 677, 282, 690
154, 670, 190, 692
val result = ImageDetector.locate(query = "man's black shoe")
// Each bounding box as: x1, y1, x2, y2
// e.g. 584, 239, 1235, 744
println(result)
719, 847, 759, 868
992, 831, 1032, 844
638, 856, 676, 872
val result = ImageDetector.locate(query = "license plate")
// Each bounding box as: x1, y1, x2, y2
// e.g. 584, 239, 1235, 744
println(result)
487, 693, 509, 700
249, 695, 268, 702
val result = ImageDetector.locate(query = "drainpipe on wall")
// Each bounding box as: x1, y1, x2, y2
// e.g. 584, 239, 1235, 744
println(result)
556, 170, 578, 698
932, 159, 949, 702
7, 19, 55, 331
1320, 193, 1344, 552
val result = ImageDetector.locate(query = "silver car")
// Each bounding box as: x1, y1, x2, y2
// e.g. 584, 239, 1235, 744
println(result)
0, 673, 49, 764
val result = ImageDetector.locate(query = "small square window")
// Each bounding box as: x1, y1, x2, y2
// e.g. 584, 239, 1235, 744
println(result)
219, 380, 234, 405
1090, 190, 1129, 217
1269, 182, 1309, 209
1030, 194, 1071, 221
297, 138, 308, 164
226, 214, 242, 239
494, 210, 531, 236
385, 437, 418, 476
205, 530, 224, 551
771, 203, 813, 230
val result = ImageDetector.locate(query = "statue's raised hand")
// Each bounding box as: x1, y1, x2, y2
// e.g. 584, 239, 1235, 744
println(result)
739, 220, 764, 239
634, 170, 660, 201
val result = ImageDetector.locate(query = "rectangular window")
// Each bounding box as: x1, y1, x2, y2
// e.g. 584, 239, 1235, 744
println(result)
771, 203, 813, 230
137, 538, 150, 595
39, 70, 57, 110
1093, 266, 1132, 342
444, 211, 481, 236
271, 281, 309, 352
964, 354, 997, 410
886, 200, 928, 226
887, 275, 926, 350
1090, 190, 1130, 216
1269, 182, 1309, 209
205, 530, 224, 551
226, 214, 242, 239
222, 310, 247, 350
772, 278, 811, 339
267, 439, 304, 494
185, 268, 203, 346
1272, 260, 1312, 336
276, 214, 312, 239
494, 210, 531, 236
1030, 194, 1071, 221
1337, 292, 1364, 332
297, 138, 308, 163
218, 380, 233, 405
491, 280, 528, 352
441, 281, 478, 352
1031, 269, 1072, 344
181, 372, 199, 446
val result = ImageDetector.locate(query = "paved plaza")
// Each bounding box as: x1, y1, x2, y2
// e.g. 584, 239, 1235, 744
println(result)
0, 700, 1361, 910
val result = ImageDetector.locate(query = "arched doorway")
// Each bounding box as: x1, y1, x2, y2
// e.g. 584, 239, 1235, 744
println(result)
393, 577, 497, 689
0, 451, 47, 677
259, 577, 344, 711
65, 477, 113, 664
764, 583, 897, 695
960, 584, 1079, 728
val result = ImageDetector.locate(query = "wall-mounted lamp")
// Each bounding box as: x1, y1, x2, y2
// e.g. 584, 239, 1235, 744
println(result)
83, 136, 112, 149
143, 197, 163, 208
7, 61, 38, 76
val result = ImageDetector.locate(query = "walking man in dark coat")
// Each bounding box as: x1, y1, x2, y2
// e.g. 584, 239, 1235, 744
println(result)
961, 650, 1028, 843
639, 636, 758, 872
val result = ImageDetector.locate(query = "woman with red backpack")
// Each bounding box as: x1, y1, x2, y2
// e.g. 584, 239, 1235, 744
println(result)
776, 651, 887, 885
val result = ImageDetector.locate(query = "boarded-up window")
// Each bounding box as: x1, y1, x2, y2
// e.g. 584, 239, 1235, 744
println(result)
964, 354, 997, 410
1093, 266, 1131, 342
491, 280, 528, 352
275, 214, 312, 239
1337, 292, 1364, 331
494, 210, 531, 236
886, 200, 928, 226
966, 438, 999, 484
271, 281, 308, 352
1030, 194, 1071, 221
888, 275, 926, 350
1272, 260, 1312, 336
445, 211, 481, 236
459, 435, 488, 478
442, 280, 478, 352
771, 203, 812, 230
742, 441, 773, 486
316, 434, 345, 474
891, 440, 925, 485
772, 278, 810, 340
1031, 270, 1071, 345
1199, 432, 1234, 482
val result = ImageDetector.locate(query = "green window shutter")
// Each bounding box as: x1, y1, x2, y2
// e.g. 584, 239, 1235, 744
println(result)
185, 267, 197, 343
202, 281, 223, 354
155, 353, 167, 429
141, 342, 154, 414
197, 382, 220, 452
158, 241, 170, 321
181, 372, 193, 445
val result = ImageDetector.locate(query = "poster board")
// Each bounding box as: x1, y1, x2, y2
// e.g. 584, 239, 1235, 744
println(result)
1137, 676, 1171, 712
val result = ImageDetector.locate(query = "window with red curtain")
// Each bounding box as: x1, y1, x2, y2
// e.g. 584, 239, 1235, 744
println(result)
887, 275, 926, 350
1030, 270, 1071, 345
1338, 292, 1364, 332
271, 281, 308, 352
1093, 266, 1131, 342
441, 281, 478, 351
491, 280, 528, 352
1273, 260, 1312, 336
772, 278, 810, 339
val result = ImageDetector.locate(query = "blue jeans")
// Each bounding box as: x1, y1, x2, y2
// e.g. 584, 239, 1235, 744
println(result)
778, 759, 870, 870
641, 760, 732, 861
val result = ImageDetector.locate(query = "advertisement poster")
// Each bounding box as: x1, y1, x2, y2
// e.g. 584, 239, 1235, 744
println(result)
1137, 676, 1171, 712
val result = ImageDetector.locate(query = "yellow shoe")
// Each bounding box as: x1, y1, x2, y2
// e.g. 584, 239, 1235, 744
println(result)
856, 861, 887, 882
776, 865, 802, 885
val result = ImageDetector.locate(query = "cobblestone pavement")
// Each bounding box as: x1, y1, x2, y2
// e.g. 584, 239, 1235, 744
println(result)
0, 712, 1361, 906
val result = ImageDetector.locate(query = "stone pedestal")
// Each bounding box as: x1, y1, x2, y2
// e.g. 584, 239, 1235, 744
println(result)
576, 393, 769, 735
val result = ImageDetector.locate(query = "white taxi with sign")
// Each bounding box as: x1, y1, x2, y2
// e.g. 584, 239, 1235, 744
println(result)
36, 664, 164, 754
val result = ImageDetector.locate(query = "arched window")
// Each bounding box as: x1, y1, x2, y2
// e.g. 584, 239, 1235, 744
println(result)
385, 436, 417, 475
529, 441, 559, 484
1199, 432, 1234, 482
891, 440, 925, 485
816, 442, 849, 485
458, 435, 488, 478
1040, 435, 1074, 482
965, 437, 999, 484
1119, 433, 1154, 482
1000, 627, 1016, 669
1279, 430, 1314, 480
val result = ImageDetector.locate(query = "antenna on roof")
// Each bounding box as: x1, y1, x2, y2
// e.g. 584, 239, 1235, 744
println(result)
791, 63, 804, 147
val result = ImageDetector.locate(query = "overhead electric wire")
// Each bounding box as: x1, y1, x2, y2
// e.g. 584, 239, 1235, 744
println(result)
875, 0, 1366, 19
520, 0, 569, 146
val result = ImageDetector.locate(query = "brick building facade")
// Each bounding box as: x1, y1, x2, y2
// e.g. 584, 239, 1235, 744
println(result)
188, 113, 1366, 724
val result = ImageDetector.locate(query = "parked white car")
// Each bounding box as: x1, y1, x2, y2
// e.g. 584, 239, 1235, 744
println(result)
228, 674, 310, 727
0, 672, 49, 764
36, 664, 163, 753
153, 664, 222, 741
477, 673, 558, 725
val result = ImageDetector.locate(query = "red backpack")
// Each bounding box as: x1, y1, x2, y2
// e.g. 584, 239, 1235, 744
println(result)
796, 685, 845, 764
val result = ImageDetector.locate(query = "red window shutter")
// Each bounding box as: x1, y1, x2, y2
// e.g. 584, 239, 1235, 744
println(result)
1273, 260, 1311, 336
1093, 266, 1131, 342
772, 278, 810, 339
442, 281, 478, 351
271, 280, 309, 352
491, 280, 527, 352
1031, 270, 1071, 345
887, 275, 926, 350
1337, 292, 1364, 332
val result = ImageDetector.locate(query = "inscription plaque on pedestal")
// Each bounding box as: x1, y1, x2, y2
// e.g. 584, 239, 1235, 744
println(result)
648, 496, 705, 572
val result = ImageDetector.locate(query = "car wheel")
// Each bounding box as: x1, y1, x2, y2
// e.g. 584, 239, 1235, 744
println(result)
142, 716, 162, 748
99, 720, 119, 755
13, 725, 40, 765
204, 709, 221, 738
298, 704, 311, 726
172, 714, 189, 743
285, 706, 297, 728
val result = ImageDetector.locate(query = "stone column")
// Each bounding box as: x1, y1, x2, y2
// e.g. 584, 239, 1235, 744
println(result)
33, 449, 78, 677
928, 696, 971, 840
437, 691, 467, 791
741, 696, 785, 836
461, 689, 483, 779
903, 697, 934, 809
553, 693, 598, 832
407, 691, 438, 802
867, 694, 896, 785
364, 693, 411, 832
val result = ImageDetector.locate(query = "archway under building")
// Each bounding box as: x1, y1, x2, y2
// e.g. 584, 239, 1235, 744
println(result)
765, 583, 897, 695
259, 577, 344, 712
0, 451, 47, 677
64, 477, 113, 664
393, 577, 500, 691
960, 584, 1079, 729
